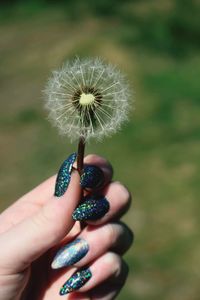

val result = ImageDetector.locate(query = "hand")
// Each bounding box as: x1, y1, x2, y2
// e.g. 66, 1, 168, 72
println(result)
0, 154, 133, 300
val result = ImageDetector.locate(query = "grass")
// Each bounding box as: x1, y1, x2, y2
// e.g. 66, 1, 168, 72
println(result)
0, 2, 200, 299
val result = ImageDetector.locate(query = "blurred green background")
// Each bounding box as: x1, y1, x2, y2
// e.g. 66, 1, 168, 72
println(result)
0, 0, 200, 299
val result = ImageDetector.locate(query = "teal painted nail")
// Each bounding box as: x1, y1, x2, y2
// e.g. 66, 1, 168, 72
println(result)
72, 195, 110, 221
80, 165, 104, 189
55, 153, 77, 197
59, 268, 92, 295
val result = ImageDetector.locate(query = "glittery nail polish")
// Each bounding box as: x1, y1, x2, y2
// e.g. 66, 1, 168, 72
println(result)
72, 195, 110, 221
59, 268, 92, 295
51, 238, 89, 269
80, 165, 105, 189
55, 153, 77, 197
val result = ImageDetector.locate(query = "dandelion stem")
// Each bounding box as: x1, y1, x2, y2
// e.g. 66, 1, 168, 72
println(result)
77, 136, 85, 175
77, 136, 85, 208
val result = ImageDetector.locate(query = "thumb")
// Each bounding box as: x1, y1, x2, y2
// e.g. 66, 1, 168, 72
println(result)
0, 170, 81, 273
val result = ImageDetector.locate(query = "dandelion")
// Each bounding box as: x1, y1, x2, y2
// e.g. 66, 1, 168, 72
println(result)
44, 57, 131, 174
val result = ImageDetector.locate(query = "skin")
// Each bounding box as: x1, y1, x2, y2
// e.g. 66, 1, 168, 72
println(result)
0, 154, 133, 300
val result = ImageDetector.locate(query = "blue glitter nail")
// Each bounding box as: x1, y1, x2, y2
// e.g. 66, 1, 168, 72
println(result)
80, 165, 104, 189
51, 238, 89, 269
55, 153, 77, 197
72, 195, 110, 221
59, 268, 92, 295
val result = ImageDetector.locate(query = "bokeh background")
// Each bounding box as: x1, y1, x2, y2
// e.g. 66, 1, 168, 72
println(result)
0, 0, 200, 299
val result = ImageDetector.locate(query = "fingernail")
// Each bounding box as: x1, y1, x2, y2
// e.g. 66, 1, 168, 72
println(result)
80, 165, 105, 189
51, 238, 89, 269
72, 195, 110, 221
54, 153, 77, 197
59, 268, 92, 295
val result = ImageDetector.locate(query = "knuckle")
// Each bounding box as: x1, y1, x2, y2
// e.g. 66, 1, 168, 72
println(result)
85, 154, 99, 161
113, 254, 123, 276
114, 182, 132, 207
105, 223, 118, 245
110, 222, 134, 254
112, 259, 129, 286
85, 154, 112, 171
84, 154, 107, 164
105, 252, 122, 276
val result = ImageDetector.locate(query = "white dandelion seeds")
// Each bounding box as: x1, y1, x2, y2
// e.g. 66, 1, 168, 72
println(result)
44, 57, 131, 143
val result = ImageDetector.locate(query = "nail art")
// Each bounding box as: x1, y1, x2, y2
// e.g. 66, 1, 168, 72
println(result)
72, 195, 110, 221
55, 153, 77, 197
80, 165, 105, 189
59, 268, 92, 295
51, 238, 89, 269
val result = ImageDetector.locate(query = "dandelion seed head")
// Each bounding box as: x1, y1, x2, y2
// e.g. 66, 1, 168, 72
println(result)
44, 57, 132, 142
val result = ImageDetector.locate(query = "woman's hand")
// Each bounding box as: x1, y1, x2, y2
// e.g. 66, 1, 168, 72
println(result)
0, 154, 133, 300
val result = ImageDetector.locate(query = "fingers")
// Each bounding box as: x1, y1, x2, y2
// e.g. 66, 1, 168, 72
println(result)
3, 154, 113, 210
0, 171, 81, 273
51, 222, 133, 270
72, 181, 132, 225
58, 252, 128, 297
26, 154, 113, 206
0, 154, 113, 233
